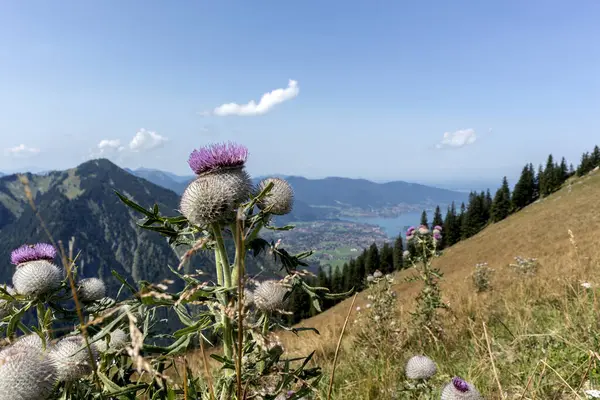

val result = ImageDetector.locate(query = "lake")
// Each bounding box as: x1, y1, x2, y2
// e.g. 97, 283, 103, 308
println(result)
341, 211, 424, 239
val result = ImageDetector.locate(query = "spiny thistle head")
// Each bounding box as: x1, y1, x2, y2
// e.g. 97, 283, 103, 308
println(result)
0, 343, 57, 400
256, 177, 294, 215
406, 226, 416, 240
9, 334, 51, 352
405, 355, 437, 380
253, 280, 289, 312
433, 225, 443, 232
373, 270, 383, 279
76, 277, 106, 302
418, 225, 430, 235
0, 286, 15, 319
188, 142, 248, 175
49, 335, 99, 382
12, 260, 63, 296
403, 250, 410, 258
94, 329, 129, 353
10, 243, 57, 265
441, 377, 483, 400
180, 169, 252, 226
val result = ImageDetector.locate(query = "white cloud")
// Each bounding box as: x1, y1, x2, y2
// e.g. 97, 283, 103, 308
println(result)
128, 129, 168, 152
91, 129, 167, 159
5, 144, 41, 157
207, 79, 299, 117
436, 129, 477, 149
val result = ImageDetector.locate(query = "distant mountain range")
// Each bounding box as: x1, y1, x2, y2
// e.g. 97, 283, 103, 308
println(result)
124, 168, 468, 217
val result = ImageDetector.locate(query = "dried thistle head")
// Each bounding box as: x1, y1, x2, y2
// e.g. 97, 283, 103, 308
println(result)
12, 260, 63, 297
253, 280, 289, 312
405, 355, 437, 380
441, 377, 483, 400
76, 277, 106, 303
0, 343, 57, 399
49, 335, 99, 382
256, 177, 294, 215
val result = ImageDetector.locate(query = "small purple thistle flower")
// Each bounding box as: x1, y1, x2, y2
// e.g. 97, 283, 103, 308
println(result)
434, 225, 443, 231
188, 142, 248, 175
406, 226, 416, 239
10, 243, 57, 265
433, 232, 442, 241
452, 377, 469, 392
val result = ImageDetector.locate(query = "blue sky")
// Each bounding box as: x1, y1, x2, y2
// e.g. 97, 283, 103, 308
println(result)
1, 1, 599, 186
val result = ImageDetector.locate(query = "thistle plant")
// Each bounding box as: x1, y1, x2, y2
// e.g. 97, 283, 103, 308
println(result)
509, 255, 539, 275
471, 262, 494, 292
398, 355, 438, 398
404, 225, 448, 341
353, 271, 402, 360
0, 142, 346, 400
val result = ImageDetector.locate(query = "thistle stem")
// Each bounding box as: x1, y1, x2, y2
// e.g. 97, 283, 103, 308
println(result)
211, 224, 234, 367
212, 224, 232, 288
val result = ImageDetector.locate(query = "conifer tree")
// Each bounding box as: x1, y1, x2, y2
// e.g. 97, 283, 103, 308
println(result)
392, 235, 404, 271
458, 202, 467, 240
355, 252, 367, 289
593, 145, 600, 166
540, 154, 556, 196
535, 164, 543, 198
559, 157, 569, 182
491, 176, 511, 222
462, 192, 487, 238
344, 260, 357, 292
365, 243, 380, 275
420, 210, 429, 228
512, 165, 534, 211
379, 242, 394, 273
332, 265, 344, 294
443, 202, 460, 246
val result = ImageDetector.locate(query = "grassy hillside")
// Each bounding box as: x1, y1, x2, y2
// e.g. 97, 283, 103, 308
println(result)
259, 169, 600, 398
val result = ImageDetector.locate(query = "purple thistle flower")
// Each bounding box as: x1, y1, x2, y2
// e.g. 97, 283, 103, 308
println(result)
433, 232, 442, 240
10, 243, 57, 265
406, 226, 416, 237
452, 377, 469, 392
188, 142, 248, 175
434, 225, 443, 231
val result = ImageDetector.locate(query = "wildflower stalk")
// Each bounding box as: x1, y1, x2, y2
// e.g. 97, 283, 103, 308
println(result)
212, 224, 234, 362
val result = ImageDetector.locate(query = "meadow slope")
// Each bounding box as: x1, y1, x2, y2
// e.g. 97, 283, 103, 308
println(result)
275, 169, 600, 399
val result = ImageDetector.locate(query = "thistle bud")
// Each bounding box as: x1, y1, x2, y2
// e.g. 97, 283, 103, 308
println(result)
256, 177, 294, 215
12, 260, 63, 297
49, 335, 99, 382
253, 280, 289, 312
94, 329, 128, 353
0, 343, 57, 400
76, 277, 106, 303
405, 355, 437, 380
